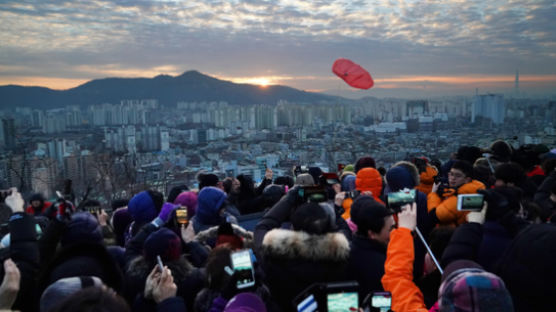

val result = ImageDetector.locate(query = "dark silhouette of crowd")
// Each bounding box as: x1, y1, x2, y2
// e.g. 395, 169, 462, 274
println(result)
1, 140, 555, 311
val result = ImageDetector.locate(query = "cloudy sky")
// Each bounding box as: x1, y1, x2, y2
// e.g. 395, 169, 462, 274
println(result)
1, 0, 555, 98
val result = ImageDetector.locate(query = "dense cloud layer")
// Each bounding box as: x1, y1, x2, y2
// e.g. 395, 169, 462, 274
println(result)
0, 0, 554, 97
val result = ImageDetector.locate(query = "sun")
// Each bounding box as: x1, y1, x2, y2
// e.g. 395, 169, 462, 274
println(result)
250, 77, 270, 87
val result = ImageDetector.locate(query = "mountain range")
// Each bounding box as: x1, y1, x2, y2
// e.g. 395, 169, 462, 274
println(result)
0, 71, 345, 109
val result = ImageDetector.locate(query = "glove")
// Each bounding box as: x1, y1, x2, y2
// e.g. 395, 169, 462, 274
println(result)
159, 203, 179, 223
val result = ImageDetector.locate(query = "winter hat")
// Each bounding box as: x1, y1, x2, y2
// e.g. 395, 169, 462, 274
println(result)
198, 173, 220, 190
143, 228, 182, 264
291, 202, 333, 235
355, 168, 383, 203
439, 260, 513, 312
295, 173, 315, 186
128, 191, 159, 224
224, 292, 267, 312
386, 166, 415, 192
350, 195, 392, 236
61, 212, 103, 247
343, 164, 355, 173
29, 193, 45, 203
341, 175, 356, 192
40, 276, 103, 312
174, 191, 198, 218
354, 156, 376, 173
196, 187, 227, 225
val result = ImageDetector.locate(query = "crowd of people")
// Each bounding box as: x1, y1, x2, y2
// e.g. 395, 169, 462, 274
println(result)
0, 140, 555, 312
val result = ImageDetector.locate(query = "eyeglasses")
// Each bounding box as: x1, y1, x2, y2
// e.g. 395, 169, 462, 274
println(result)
448, 171, 465, 179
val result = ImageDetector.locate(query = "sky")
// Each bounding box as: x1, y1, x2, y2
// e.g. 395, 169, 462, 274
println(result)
0, 0, 555, 98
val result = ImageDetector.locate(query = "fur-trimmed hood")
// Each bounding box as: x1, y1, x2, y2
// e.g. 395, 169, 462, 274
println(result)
261, 229, 350, 261
194, 223, 254, 248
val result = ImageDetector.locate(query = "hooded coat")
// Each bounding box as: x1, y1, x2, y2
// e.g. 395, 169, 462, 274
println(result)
260, 229, 350, 312
342, 168, 383, 220
192, 187, 230, 234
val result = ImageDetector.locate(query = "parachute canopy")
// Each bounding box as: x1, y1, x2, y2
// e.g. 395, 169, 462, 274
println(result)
332, 58, 374, 90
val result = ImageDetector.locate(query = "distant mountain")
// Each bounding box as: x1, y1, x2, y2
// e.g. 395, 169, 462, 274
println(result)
0, 70, 343, 109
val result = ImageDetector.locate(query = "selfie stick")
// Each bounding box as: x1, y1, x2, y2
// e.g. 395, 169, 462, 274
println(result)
415, 227, 444, 275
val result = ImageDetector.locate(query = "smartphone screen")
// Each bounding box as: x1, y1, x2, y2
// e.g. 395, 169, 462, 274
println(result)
176, 208, 188, 224
327, 291, 358, 312
457, 194, 484, 211
371, 292, 391, 312
387, 188, 416, 207
230, 249, 255, 289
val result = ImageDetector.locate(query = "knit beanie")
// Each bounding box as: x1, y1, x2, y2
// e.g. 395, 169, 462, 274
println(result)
40, 276, 103, 312
295, 173, 315, 186
291, 202, 333, 235
385, 166, 415, 192
61, 212, 103, 247
196, 187, 227, 225
174, 191, 198, 218
225, 292, 267, 312
143, 228, 182, 264
341, 175, 356, 192
439, 260, 513, 312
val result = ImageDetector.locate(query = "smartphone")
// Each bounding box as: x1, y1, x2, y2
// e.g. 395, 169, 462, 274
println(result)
175, 207, 188, 225
387, 188, 416, 208
325, 282, 359, 312
156, 255, 164, 271
363, 292, 392, 312
457, 194, 484, 211
230, 249, 255, 289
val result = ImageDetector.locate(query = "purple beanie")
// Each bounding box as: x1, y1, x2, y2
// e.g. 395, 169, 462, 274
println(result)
224, 292, 267, 312
143, 228, 182, 264
173, 191, 198, 218
61, 212, 103, 247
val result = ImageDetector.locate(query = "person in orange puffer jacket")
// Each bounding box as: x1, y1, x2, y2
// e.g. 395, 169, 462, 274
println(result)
416, 165, 438, 195
342, 167, 384, 220
428, 160, 485, 226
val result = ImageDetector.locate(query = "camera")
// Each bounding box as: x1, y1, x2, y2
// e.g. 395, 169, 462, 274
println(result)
387, 188, 416, 212
296, 186, 328, 204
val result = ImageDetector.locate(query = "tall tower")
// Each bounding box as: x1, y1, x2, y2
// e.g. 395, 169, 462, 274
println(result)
515, 69, 519, 97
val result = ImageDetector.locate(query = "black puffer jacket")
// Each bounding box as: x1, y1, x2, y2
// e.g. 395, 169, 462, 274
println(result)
260, 228, 350, 312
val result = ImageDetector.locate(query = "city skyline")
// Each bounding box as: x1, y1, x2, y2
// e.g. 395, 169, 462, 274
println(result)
1, 0, 555, 98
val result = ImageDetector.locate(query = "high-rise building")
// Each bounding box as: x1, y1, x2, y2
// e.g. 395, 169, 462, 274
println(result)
2, 118, 16, 149
43, 110, 67, 134
471, 94, 505, 124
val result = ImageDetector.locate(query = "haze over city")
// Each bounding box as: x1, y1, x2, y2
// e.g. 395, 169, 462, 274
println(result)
1, 0, 555, 98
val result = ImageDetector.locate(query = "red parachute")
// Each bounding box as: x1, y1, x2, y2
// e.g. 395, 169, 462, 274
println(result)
332, 58, 374, 89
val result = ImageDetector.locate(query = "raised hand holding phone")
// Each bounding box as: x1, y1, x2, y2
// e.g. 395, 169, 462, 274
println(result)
397, 203, 417, 232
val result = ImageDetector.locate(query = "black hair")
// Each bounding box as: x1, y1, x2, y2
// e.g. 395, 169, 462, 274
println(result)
51, 287, 130, 312
222, 177, 234, 194
351, 196, 393, 236
451, 160, 474, 179
110, 199, 129, 211
541, 159, 556, 174
205, 246, 232, 290
274, 176, 294, 188
146, 190, 164, 213
495, 162, 526, 186
456, 146, 483, 165
167, 184, 189, 203
291, 202, 332, 235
